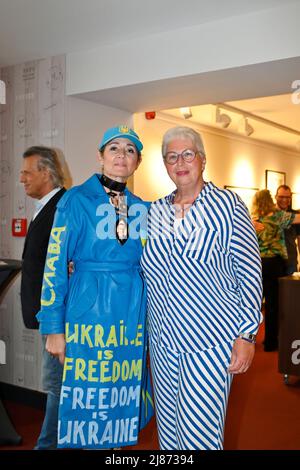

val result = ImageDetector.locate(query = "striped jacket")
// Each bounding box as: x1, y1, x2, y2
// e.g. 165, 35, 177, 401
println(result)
141, 182, 263, 353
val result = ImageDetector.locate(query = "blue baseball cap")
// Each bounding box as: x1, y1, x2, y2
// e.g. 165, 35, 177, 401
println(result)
98, 125, 143, 152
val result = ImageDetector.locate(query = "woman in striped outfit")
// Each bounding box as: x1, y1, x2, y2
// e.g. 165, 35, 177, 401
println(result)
141, 126, 263, 450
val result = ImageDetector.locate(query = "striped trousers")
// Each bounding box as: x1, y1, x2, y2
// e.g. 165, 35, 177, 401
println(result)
149, 339, 233, 450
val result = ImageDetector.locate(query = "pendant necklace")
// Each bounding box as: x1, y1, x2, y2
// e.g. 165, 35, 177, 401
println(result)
100, 174, 128, 244
172, 195, 194, 218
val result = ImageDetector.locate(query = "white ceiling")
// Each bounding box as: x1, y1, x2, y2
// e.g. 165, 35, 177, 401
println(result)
0, 0, 299, 152
0, 0, 290, 67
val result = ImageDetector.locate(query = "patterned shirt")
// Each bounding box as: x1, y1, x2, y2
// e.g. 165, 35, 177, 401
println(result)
257, 210, 295, 259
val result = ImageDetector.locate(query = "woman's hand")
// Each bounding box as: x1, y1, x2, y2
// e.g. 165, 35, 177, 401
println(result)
252, 219, 265, 232
228, 338, 255, 374
68, 261, 74, 276
45, 333, 66, 365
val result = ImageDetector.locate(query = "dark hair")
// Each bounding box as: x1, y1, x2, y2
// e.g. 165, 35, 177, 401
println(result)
275, 184, 291, 196
23, 146, 64, 187
99, 144, 142, 160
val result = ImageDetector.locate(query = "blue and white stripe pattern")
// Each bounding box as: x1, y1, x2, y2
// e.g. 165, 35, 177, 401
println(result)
149, 339, 233, 449
141, 182, 263, 449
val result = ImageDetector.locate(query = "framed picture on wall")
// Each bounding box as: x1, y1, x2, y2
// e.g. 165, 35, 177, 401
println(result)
265, 170, 286, 197
224, 185, 259, 210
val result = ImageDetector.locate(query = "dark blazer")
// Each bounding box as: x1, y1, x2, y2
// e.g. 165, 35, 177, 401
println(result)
21, 188, 66, 329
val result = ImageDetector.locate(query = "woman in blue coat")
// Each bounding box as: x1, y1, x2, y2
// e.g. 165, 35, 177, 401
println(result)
37, 126, 153, 449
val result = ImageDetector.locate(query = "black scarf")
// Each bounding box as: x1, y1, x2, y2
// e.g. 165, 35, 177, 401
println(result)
99, 174, 128, 245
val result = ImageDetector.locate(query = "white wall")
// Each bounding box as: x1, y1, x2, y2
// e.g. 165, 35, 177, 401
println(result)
0, 55, 66, 392
65, 97, 133, 186
133, 112, 300, 207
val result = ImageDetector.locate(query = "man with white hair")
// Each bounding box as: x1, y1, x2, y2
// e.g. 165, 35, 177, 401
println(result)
20, 145, 66, 449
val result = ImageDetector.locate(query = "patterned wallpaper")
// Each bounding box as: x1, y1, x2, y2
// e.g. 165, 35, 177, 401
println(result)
0, 55, 65, 391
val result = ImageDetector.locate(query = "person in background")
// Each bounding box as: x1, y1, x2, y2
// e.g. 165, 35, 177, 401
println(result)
37, 126, 153, 449
141, 126, 262, 450
275, 185, 300, 275
20, 146, 66, 449
251, 189, 300, 352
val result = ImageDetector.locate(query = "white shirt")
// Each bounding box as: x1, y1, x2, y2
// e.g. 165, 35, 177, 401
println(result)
32, 187, 61, 220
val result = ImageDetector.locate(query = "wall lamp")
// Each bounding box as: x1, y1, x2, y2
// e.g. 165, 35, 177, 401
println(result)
217, 102, 300, 149
242, 117, 254, 137
215, 106, 231, 128
180, 107, 192, 119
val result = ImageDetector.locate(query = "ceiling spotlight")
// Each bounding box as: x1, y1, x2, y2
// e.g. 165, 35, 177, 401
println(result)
215, 107, 231, 128
0, 80, 6, 104
244, 118, 254, 137
180, 107, 192, 119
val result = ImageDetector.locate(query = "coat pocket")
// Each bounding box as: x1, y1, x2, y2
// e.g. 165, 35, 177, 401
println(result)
67, 273, 98, 319
182, 227, 219, 264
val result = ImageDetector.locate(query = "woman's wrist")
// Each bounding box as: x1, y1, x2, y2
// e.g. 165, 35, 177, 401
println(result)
238, 333, 256, 344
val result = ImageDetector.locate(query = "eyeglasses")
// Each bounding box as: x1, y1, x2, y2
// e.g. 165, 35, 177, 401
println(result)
163, 149, 199, 165
106, 144, 138, 158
